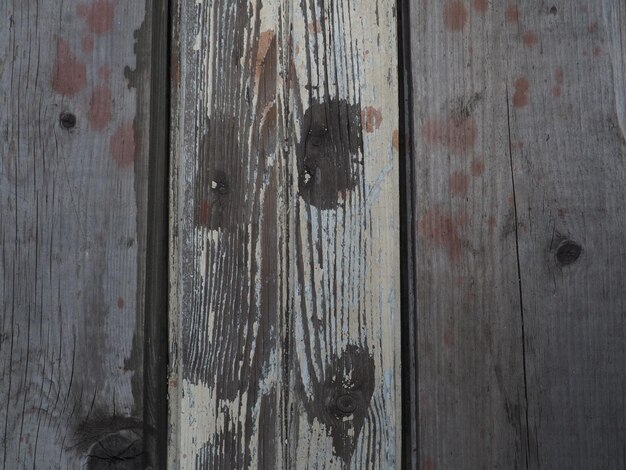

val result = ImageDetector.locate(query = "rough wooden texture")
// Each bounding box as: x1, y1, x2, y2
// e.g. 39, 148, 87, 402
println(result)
169, 0, 400, 468
0, 1, 166, 467
409, 1, 626, 469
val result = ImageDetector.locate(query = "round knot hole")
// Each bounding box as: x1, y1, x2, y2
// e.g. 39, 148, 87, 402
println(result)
335, 393, 357, 415
60, 112, 77, 130
556, 240, 582, 266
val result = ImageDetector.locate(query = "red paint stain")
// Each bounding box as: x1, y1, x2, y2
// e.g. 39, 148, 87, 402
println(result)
88, 84, 112, 130
362, 106, 383, 133
551, 86, 562, 98
555, 67, 564, 83
558, 208, 568, 219
422, 116, 477, 154
473, 0, 489, 13
443, 1, 468, 32
77, 0, 115, 36
443, 330, 455, 347
487, 216, 497, 229
52, 39, 87, 96
82, 35, 94, 53
471, 158, 485, 176
593, 46, 602, 57
110, 122, 137, 168
197, 200, 213, 224
117, 297, 125, 309
98, 65, 111, 81
522, 30, 538, 48
588, 21, 598, 33
505, 4, 520, 23
512, 77, 529, 108
417, 208, 465, 263
169, 379, 178, 388
255, 29, 275, 82
449, 171, 469, 195
392, 129, 400, 151
307, 21, 322, 34
422, 457, 437, 470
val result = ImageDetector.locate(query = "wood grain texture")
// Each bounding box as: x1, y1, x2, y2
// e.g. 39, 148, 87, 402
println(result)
169, 0, 400, 468
0, 1, 165, 467
408, 1, 626, 469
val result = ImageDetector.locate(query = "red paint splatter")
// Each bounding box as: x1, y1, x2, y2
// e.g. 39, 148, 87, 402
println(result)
362, 106, 383, 133
98, 65, 111, 81
422, 457, 437, 470
197, 200, 213, 224
443, 1, 468, 32
473, 0, 489, 13
88, 84, 112, 130
555, 67, 564, 83
117, 297, 125, 309
487, 216, 497, 229
392, 129, 400, 151
110, 122, 137, 168
443, 330, 455, 347
82, 35, 94, 53
77, 0, 115, 36
593, 46, 602, 57
422, 116, 477, 154
522, 31, 538, 48
505, 4, 520, 23
307, 21, 322, 34
52, 39, 87, 96
449, 171, 469, 195
471, 158, 485, 176
417, 208, 465, 263
512, 77, 529, 108
551, 86, 561, 97
558, 208, 568, 219
588, 21, 598, 33
169, 379, 178, 388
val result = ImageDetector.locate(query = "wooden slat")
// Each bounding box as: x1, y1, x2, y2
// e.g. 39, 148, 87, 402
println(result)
408, 1, 626, 468
0, 1, 166, 467
408, 2, 527, 468
507, 2, 626, 468
169, 0, 401, 467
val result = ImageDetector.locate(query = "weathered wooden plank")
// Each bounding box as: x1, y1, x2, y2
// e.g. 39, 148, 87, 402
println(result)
408, 1, 626, 469
169, 0, 400, 467
408, 1, 530, 468
506, 2, 626, 468
0, 1, 166, 467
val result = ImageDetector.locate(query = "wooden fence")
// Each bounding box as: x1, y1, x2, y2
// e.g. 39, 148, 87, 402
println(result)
1, 0, 625, 469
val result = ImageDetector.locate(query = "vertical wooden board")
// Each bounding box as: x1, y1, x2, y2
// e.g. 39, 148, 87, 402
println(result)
169, 0, 400, 468
504, 2, 626, 468
169, 1, 285, 468
409, 1, 528, 469
284, 0, 400, 468
0, 1, 163, 467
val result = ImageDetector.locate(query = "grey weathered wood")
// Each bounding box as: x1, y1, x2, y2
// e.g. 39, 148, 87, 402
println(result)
0, 1, 166, 467
169, 0, 401, 468
408, 1, 626, 469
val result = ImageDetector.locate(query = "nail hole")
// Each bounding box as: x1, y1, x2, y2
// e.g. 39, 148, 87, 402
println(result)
556, 240, 582, 266
59, 112, 77, 129
335, 393, 357, 415
211, 180, 228, 195
549, 6, 557, 15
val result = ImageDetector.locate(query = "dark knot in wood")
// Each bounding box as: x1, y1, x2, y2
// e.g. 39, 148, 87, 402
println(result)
297, 98, 364, 209
60, 112, 77, 129
556, 239, 582, 266
85, 430, 143, 469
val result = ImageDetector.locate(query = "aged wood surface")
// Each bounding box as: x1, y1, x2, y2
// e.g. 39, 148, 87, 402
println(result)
0, 1, 166, 468
169, 0, 400, 468
408, 1, 626, 469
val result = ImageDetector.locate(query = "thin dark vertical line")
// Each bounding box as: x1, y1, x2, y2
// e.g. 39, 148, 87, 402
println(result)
397, 0, 417, 468
144, 0, 170, 467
